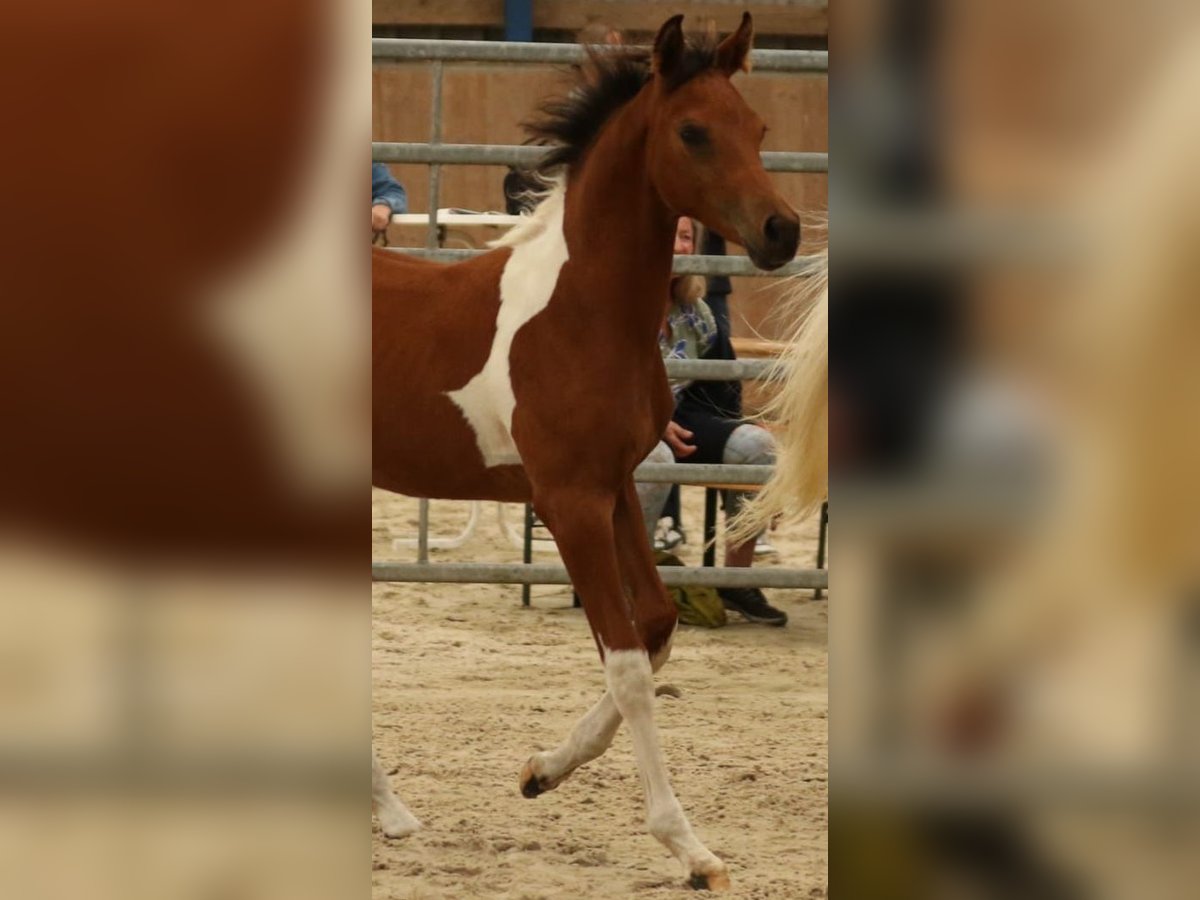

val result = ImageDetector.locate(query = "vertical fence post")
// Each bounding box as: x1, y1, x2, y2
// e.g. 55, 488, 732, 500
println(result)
504, 0, 533, 42
522, 503, 534, 607
417, 499, 431, 564
814, 501, 828, 600
414, 60, 446, 562
426, 60, 444, 250
703, 488, 719, 568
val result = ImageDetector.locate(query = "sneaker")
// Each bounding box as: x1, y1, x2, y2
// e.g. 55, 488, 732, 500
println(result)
653, 519, 685, 552
753, 535, 778, 557
717, 587, 788, 626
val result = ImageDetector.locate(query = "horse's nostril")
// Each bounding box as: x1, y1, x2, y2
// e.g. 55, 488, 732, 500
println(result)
763, 214, 798, 248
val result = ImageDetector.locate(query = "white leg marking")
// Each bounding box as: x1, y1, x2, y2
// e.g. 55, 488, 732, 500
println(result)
526, 691, 622, 791
526, 627, 676, 791
605, 649, 726, 884
372, 752, 421, 838
448, 185, 570, 467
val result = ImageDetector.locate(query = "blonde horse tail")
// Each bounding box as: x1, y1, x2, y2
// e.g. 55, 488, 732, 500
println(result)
728, 249, 829, 546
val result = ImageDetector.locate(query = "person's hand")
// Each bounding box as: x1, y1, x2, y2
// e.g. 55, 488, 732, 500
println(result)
371, 203, 393, 233
664, 421, 696, 458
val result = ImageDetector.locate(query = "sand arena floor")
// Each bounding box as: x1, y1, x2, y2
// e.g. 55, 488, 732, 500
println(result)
373, 489, 827, 899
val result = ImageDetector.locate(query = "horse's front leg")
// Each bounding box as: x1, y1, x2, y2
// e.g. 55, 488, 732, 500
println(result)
520, 690, 622, 797
519, 475, 675, 796
520, 464, 679, 798
372, 751, 421, 838
535, 485, 729, 891
610, 480, 727, 889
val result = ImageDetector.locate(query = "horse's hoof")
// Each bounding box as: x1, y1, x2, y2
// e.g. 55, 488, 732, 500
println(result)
379, 817, 421, 839
687, 868, 731, 892
520, 756, 575, 798
519, 759, 546, 798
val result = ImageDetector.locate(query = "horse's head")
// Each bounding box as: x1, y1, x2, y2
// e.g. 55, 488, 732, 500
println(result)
645, 14, 800, 270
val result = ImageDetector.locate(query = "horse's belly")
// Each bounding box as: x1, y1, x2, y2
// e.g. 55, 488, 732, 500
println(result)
372, 386, 531, 501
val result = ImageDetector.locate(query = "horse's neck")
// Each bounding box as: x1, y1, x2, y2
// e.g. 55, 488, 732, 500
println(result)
563, 92, 675, 339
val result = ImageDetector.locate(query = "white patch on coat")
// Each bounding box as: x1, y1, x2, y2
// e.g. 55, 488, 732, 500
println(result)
447, 184, 569, 467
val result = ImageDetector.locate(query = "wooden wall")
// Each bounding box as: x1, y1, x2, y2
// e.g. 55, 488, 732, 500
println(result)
373, 0, 828, 38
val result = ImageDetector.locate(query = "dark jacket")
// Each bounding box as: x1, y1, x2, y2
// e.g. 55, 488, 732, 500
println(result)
672, 230, 744, 464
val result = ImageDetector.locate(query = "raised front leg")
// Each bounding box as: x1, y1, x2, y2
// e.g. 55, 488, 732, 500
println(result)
522, 481, 682, 798
535, 486, 728, 891
373, 751, 421, 838
520, 691, 622, 797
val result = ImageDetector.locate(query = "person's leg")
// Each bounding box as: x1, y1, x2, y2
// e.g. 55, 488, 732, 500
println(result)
721, 424, 775, 567
635, 441, 674, 544
662, 484, 682, 533
719, 425, 787, 626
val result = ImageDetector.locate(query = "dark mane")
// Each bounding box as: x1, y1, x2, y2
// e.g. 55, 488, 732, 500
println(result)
524, 35, 718, 177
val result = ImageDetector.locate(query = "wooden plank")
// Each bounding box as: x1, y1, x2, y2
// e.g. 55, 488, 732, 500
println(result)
374, 0, 828, 37
732, 337, 787, 357
373, 0, 502, 28
531, 1, 827, 37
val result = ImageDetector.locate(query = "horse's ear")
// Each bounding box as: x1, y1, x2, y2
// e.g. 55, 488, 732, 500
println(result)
716, 12, 754, 76
652, 15, 685, 80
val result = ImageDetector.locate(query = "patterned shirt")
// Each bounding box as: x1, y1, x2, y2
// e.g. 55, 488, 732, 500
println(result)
658, 299, 717, 399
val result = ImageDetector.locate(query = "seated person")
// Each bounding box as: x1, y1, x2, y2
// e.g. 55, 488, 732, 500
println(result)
636, 216, 788, 627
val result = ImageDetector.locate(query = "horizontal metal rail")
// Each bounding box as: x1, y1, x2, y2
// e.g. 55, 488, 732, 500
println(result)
633, 462, 769, 484
673, 252, 822, 277
385, 247, 824, 278
373, 141, 828, 174
664, 358, 777, 380
372, 561, 827, 590
373, 39, 828, 74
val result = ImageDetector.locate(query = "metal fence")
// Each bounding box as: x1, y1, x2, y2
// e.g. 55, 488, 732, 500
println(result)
372, 38, 828, 72
372, 39, 828, 595
373, 141, 828, 174
392, 246, 822, 279
372, 37, 828, 249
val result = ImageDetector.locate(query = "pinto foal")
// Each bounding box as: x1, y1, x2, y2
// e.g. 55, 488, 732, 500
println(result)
372, 14, 799, 889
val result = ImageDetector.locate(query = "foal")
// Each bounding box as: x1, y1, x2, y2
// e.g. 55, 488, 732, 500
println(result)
373, 14, 799, 889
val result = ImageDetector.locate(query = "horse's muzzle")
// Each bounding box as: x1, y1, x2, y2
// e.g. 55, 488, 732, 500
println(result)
746, 212, 800, 271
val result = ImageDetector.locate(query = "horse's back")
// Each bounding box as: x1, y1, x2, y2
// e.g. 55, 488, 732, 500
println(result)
372, 245, 511, 304
373, 242, 514, 371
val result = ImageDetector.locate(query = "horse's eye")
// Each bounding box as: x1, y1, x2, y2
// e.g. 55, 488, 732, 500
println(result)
678, 124, 709, 148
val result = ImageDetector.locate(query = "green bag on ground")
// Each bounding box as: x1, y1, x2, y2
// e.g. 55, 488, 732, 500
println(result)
655, 551, 727, 628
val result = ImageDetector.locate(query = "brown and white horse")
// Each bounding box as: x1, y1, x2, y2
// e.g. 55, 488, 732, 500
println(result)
372, 14, 799, 889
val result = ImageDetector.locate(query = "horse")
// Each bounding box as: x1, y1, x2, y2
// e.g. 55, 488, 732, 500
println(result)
372, 13, 800, 890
